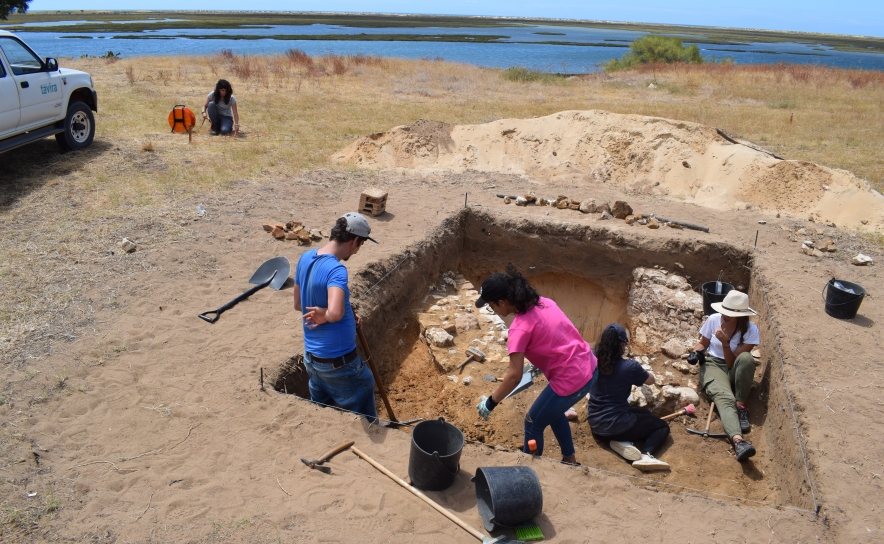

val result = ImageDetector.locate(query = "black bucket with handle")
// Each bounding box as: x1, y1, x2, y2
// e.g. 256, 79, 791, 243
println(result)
701, 281, 735, 316
408, 417, 463, 491
472, 466, 543, 532
822, 278, 866, 319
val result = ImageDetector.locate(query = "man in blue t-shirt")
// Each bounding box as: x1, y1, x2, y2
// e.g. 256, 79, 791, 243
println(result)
293, 212, 378, 421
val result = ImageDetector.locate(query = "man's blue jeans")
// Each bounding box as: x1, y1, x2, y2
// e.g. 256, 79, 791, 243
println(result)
524, 367, 598, 458
303, 351, 378, 423
206, 102, 233, 135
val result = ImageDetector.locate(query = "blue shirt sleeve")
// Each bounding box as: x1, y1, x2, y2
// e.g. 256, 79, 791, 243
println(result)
327, 263, 348, 291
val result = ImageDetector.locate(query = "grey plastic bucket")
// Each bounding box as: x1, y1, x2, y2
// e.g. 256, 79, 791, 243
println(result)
472, 466, 543, 532
407, 417, 463, 491
702, 281, 735, 316
823, 278, 866, 320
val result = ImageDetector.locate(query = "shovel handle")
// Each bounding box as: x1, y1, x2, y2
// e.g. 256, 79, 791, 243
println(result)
198, 273, 275, 323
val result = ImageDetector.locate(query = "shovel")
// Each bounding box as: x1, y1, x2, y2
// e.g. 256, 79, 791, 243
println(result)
503, 364, 540, 400
198, 256, 290, 323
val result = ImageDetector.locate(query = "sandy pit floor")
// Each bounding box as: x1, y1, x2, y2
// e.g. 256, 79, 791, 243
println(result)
1, 165, 882, 542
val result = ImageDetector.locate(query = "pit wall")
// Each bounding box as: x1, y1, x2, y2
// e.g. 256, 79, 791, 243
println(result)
349, 211, 467, 384
750, 269, 816, 511
346, 208, 810, 508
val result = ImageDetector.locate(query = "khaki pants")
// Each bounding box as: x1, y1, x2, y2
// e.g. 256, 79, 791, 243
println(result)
699, 353, 755, 439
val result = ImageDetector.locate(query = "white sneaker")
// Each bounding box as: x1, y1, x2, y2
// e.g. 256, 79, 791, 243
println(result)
610, 440, 642, 461
632, 454, 670, 472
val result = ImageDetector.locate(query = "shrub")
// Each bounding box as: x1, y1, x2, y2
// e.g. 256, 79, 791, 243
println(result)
606, 36, 704, 72
502, 67, 567, 84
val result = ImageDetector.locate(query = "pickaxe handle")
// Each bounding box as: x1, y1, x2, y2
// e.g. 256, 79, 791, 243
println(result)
316, 440, 355, 464
704, 402, 716, 434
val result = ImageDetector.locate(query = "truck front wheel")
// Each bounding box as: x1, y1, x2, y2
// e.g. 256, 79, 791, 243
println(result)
56, 101, 95, 151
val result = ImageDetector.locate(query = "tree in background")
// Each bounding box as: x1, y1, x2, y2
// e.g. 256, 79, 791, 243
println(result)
1, 0, 29, 20
606, 35, 704, 72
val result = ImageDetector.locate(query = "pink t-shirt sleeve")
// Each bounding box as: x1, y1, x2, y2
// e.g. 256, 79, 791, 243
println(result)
508, 323, 532, 354
505, 297, 597, 396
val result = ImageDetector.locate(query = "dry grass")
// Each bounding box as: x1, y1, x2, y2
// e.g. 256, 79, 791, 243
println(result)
6, 53, 880, 211
0, 53, 882, 372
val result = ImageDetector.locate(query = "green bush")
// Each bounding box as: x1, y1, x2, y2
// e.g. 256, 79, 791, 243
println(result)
606, 35, 704, 72
502, 67, 567, 84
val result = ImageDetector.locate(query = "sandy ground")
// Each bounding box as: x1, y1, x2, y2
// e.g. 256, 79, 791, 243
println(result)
1, 156, 882, 542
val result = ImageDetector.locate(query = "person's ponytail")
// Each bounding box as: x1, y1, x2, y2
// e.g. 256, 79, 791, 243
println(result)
504, 264, 540, 314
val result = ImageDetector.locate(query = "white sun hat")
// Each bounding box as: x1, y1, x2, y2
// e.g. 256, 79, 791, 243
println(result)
710, 290, 758, 317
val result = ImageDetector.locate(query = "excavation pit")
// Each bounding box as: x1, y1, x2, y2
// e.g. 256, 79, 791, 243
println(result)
273, 209, 814, 509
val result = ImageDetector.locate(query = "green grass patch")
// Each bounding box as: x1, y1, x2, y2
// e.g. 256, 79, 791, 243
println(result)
502, 67, 569, 83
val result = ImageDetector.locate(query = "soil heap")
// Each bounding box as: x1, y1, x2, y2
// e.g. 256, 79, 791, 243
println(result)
333, 110, 884, 230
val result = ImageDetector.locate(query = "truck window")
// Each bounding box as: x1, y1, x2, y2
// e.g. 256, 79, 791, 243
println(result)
0, 37, 43, 76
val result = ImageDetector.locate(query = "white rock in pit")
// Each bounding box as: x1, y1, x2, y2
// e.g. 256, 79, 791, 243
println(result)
662, 339, 687, 359
666, 386, 700, 408
672, 360, 697, 375
852, 253, 873, 266
429, 305, 443, 312
426, 328, 454, 347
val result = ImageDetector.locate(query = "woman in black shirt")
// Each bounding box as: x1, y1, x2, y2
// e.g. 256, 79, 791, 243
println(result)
587, 323, 670, 471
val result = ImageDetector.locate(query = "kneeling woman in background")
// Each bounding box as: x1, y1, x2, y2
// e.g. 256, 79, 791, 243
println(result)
588, 323, 670, 471
201, 79, 239, 136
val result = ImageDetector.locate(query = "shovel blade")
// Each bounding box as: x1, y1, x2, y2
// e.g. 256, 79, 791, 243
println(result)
249, 256, 290, 291
504, 371, 535, 400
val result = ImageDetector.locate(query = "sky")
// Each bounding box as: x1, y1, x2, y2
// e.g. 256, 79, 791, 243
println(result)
25, 1, 884, 38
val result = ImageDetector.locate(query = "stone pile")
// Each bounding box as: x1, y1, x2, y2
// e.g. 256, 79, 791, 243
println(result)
262, 221, 324, 245
627, 267, 704, 357
417, 272, 509, 373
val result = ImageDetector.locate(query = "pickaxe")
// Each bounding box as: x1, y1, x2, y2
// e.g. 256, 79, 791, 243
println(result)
687, 402, 729, 438
301, 440, 355, 474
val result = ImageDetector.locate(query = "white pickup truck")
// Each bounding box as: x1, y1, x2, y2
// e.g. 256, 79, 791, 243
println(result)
0, 29, 97, 154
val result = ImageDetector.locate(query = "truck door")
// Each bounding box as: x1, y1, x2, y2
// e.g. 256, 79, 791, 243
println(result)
0, 50, 20, 136
0, 36, 62, 130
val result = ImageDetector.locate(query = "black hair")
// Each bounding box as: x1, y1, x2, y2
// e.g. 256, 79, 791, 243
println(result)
732, 315, 749, 345
502, 264, 540, 314
595, 326, 626, 376
329, 217, 364, 244
214, 79, 233, 105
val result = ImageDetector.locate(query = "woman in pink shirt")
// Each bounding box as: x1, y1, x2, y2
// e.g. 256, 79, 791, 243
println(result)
475, 265, 598, 464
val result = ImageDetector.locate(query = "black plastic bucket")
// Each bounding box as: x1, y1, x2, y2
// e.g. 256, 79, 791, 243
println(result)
408, 417, 464, 491
822, 278, 866, 320
472, 466, 543, 532
702, 281, 735, 316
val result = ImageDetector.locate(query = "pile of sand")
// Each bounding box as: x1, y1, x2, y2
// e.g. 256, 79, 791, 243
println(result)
333, 110, 884, 230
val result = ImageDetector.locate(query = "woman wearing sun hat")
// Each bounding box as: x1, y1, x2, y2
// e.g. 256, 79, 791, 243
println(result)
689, 290, 760, 462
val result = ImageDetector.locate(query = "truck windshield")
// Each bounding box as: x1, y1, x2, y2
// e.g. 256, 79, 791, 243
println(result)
0, 37, 43, 76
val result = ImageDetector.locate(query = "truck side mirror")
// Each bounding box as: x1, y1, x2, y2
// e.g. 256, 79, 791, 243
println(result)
45, 58, 58, 72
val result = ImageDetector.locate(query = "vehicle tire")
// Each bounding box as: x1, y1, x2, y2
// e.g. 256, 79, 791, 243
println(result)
55, 101, 95, 151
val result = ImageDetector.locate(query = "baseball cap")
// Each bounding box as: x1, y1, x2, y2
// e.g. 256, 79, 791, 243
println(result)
341, 212, 378, 244
604, 323, 630, 343
474, 273, 509, 308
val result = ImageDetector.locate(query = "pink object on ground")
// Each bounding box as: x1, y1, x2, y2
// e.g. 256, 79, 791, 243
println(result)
684, 404, 696, 415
